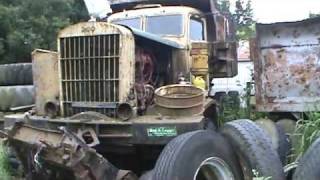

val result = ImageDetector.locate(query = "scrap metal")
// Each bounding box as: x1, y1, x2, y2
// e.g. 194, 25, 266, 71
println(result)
5, 122, 138, 180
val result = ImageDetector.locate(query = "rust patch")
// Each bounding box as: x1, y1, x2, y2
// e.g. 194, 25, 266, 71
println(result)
254, 17, 320, 112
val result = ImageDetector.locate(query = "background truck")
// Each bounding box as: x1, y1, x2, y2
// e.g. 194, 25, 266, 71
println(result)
2, 0, 253, 179
250, 17, 320, 175
252, 17, 320, 118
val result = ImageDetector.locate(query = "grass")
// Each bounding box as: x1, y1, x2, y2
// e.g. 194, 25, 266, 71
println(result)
0, 142, 12, 180
217, 82, 267, 126
215, 81, 320, 167
219, 98, 320, 164
293, 112, 320, 160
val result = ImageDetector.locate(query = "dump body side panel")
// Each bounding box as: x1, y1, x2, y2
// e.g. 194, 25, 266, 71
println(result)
253, 18, 320, 112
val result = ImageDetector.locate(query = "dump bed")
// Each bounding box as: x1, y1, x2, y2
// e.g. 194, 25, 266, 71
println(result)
252, 17, 320, 112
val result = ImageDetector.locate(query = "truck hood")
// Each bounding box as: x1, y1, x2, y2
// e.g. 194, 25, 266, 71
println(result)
129, 27, 185, 49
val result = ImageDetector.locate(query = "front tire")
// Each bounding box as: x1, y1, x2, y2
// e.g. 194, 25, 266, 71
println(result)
153, 130, 243, 180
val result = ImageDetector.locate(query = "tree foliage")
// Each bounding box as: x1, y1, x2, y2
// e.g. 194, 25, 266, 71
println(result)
217, 0, 255, 41
0, 0, 87, 64
0, 0, 255, 63
309, 13, 320, 18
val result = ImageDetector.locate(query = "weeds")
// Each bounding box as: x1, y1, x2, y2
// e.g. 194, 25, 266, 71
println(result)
0, 142, 12, 180
294, 112, 320, 159
216, 81, 267, 126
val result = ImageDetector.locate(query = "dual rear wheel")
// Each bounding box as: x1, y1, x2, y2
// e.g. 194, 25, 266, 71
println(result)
152, 130, 242, 180
145, 120, 285, 180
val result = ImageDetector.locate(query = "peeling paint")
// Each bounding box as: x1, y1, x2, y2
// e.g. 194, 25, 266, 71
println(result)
253, 17, 320, 112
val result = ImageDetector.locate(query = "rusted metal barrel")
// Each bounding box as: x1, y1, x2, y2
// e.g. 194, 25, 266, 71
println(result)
154, 84, 204, 116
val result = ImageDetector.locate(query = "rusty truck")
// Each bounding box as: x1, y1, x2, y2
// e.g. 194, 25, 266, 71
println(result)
1, 0, 288, 180
250, 17, 320, 177
252, 18, 320, 115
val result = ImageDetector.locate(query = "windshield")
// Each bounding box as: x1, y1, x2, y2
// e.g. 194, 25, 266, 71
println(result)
113, 18, 141, 29
146, 15, 183, 36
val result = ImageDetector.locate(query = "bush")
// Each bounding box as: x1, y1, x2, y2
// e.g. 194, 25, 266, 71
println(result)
0, 142, 11, 180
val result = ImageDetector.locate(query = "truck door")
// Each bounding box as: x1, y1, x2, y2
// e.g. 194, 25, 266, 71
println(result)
189, 15, 210, 88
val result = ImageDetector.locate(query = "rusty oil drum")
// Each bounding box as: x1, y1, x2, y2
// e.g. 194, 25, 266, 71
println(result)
154, 84, 204, 116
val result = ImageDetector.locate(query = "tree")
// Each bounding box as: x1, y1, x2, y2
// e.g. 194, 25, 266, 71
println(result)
0, 0, 87, 64
217, 0, 231, 15
0, 0, 255, 63
309, 13, 320, 18
217, 0, 256, 41
233, 0, 255, 40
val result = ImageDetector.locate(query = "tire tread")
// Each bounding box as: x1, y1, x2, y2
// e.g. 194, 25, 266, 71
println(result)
221, 119, 285, 180
293, 138, 320, 180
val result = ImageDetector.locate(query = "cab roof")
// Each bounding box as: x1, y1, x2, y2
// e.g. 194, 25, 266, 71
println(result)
109, 0, 218, 13
108, 6, 203, 21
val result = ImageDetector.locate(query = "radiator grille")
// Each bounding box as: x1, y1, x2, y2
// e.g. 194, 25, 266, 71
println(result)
60, 34, 120, 116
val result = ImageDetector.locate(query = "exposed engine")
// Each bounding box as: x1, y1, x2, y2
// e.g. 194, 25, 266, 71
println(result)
134, 47, 156, 114
56, 23, 163, 120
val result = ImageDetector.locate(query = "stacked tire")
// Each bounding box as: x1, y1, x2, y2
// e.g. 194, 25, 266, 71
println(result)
145, 119, 285, 180
0, 63, 34, 111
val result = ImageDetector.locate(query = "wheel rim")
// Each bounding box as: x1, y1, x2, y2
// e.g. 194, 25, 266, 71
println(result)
194, 157, 235, 180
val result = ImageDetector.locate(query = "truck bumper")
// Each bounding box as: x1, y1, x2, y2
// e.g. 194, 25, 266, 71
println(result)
4, 114, 204, 145
4, 123, 138, 180
3, 114, 204, 179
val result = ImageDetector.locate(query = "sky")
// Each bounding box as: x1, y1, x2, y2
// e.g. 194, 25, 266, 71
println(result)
230, 0, 320, 23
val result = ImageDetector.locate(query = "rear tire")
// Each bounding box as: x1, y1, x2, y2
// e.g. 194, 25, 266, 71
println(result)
221, 119, 285, 180
293, 137, 320, 180
276, 119, 297, 164
255, 118, 290, 165
153, 130, 243, 180
276, 119, 296, 134
276, 123, 292, 165
255, 118, 279, 151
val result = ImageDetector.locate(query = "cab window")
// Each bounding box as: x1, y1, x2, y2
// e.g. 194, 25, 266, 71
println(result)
113, 18, 141, 29
190, 17, 205, 41
146, 15, 183, 36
